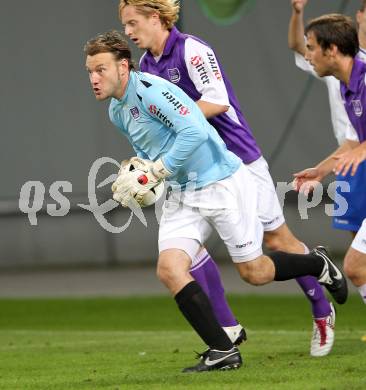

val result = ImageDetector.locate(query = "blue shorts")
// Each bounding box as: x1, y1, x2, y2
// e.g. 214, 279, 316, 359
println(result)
332, 160, 366, 232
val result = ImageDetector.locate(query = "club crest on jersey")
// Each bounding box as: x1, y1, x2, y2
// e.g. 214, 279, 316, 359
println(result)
351, 100, 363, 117
130, 106, 140, 120
167, 68, 180, 83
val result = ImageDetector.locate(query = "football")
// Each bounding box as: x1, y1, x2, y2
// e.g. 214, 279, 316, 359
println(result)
123, 162, 165, 207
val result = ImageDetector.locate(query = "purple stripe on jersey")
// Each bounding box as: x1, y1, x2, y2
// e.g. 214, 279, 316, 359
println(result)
140, 27, 262, 164
340, 58, 366, 142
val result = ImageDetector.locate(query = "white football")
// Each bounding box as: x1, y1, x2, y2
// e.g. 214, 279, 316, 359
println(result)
124, 163, 165, 207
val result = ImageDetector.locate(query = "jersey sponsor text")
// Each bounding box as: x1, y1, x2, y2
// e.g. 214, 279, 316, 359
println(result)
161, 91, 190, 115
190, 56, 210, 85
207, 52, 222, 80
149, 104, 174, 128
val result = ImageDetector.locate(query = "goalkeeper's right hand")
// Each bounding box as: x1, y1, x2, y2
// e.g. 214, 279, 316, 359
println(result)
112, 157, 171, 206
111, 159, 134, 207
127, 157, 170, 204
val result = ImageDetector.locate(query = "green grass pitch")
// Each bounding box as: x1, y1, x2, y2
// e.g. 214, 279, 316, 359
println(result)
0, 295, 365, 389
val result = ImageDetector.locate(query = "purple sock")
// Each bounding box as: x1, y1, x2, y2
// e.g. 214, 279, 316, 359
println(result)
295, 244, 331, 318
190, 250, 238, 327
296, 276, 331, 318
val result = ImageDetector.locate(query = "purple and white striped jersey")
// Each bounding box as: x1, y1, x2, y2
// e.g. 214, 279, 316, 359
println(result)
340, 57, 366, 143
139, 27, 261, 164
294, 48, 366, 145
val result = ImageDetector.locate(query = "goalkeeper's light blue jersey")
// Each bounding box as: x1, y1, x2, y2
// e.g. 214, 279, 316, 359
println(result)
109, 71, 241, 189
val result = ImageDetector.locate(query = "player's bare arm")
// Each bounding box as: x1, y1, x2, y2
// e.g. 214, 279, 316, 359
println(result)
293, 140, 353, 193
333, 140, 366, 176
288, 0, 308, 55
196, 100, 229, 118
183, 39, 230, 119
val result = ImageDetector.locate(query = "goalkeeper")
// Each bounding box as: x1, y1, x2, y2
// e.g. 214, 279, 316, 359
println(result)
84, 31, 347, 373
119, 0, 336, 358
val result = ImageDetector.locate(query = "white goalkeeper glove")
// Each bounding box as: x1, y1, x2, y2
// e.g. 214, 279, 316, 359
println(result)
110, 160, 133, 207
112, 157, 171, 207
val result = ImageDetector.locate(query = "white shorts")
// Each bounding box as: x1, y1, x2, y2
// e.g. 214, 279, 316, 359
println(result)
158, 164, 264, 263
351, 218, 366, 254
247, 156, 285, 231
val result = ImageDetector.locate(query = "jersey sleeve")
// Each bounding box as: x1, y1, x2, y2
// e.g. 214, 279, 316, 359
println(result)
344, 120, 360, 142
141, 85, 208, 173
184, 37, 229, 106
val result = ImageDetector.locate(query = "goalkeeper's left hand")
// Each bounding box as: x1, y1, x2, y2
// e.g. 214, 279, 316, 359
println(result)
112, 157, 171, 206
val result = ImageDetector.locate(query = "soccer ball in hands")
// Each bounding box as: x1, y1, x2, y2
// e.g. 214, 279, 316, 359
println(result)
121, 162, 165, 207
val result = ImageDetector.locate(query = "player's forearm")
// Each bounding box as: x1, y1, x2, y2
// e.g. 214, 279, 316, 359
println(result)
360, 140, 366, 152
288, 9, 306, 55
347, 139, 363, 150
352, 140, 366, 162
316, 142, 354, 178
196, 100, 229, 119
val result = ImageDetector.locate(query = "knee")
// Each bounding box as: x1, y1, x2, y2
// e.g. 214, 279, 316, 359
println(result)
238, 260, 270, 286
156, 250, 190, 288
156, 261, 174, 286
